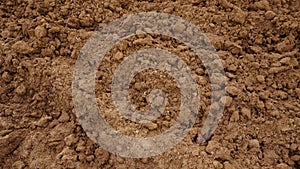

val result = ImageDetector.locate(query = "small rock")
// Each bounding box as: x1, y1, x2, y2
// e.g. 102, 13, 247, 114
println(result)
265, 11, 276, 20
248, 139, 260, 148
12, 41, 33, 54
241, 107, 251, 119
12, 161, 25, 169
35, 25, 47, 38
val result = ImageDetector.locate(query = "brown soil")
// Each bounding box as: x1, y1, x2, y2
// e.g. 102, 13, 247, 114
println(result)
0, 0, 299, 168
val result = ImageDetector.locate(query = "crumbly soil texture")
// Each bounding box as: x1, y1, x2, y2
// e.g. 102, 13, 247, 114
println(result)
0, 0, 300, 169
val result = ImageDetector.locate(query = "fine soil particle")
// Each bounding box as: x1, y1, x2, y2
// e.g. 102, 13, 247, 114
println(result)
0, 0, 299, 169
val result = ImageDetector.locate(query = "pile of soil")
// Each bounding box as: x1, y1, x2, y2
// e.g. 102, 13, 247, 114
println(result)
0, 0, 299, 168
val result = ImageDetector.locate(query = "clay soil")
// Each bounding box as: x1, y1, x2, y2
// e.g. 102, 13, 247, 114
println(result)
0, 0, 300, 169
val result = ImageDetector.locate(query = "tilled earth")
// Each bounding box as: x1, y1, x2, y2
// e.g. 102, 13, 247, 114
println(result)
0, 0, 300, 168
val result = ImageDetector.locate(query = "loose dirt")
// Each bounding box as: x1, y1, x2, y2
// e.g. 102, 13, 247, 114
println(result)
0, 0, 299, 168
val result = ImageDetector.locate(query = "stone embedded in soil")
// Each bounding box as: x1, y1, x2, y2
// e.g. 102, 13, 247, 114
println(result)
12, 41, 33, 54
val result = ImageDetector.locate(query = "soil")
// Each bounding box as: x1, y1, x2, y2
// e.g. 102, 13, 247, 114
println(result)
0, 0, 300, 169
